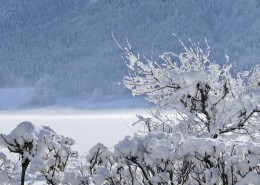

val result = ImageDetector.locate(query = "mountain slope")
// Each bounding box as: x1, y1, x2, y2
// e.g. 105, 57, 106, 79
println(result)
0, 0, 259, 105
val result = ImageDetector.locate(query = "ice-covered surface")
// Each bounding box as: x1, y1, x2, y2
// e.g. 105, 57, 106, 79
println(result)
0, 108, 148, 153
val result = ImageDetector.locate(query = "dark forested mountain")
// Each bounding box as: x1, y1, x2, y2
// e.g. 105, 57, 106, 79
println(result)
0, 0, 259, 101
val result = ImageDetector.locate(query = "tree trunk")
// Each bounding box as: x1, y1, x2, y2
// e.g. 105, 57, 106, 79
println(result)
21, 158, 30, 185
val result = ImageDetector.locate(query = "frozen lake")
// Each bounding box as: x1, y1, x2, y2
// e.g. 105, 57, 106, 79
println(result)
0, 108, 149, 154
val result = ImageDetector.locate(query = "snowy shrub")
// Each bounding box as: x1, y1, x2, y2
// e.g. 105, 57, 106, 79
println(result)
80, 131, 260, 184
77, 38, 260, 184
0, 122, 77, 185
113, 133, 260, 185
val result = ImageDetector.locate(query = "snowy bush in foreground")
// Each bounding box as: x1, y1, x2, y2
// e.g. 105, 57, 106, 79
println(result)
79, 38, 260, 185
0, 122, 77, 185
86, 133, 260, 185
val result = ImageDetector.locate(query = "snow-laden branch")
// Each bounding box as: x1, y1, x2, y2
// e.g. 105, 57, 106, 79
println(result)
122, 39, 260, 139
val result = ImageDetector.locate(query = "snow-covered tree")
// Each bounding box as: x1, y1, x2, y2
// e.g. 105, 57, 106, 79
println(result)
122, 37, 260, 139
82, 38, 260, 184
0, 122, 77, 185
121, 39, 260, 184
